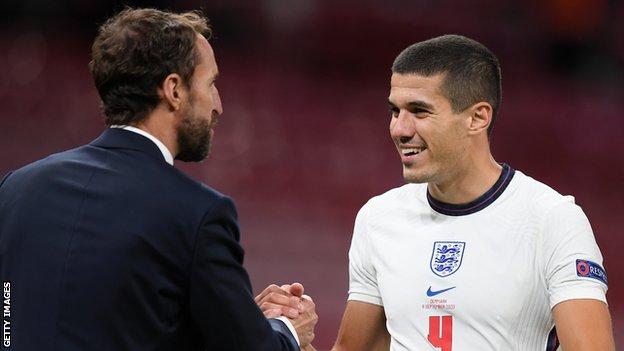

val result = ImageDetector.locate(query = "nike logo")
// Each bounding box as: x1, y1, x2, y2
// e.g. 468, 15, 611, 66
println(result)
426, 286, 456, 297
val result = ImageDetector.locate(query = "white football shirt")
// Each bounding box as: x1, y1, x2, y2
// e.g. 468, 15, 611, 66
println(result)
348, 165, 608, 351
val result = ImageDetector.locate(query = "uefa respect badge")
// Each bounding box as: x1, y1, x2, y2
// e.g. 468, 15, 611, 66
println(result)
576, 259, 608, 286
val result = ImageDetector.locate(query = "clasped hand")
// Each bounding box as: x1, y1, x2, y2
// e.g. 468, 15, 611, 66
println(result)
255, 283, 318, 349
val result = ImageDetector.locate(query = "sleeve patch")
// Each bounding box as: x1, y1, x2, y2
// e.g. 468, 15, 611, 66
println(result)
576, 259, 608, 286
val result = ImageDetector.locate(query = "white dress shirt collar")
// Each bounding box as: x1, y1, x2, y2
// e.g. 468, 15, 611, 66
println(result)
109, 125, 174, 165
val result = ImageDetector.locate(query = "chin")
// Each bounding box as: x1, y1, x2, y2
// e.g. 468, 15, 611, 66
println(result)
176, 143, 211, 162
403, 173, 429, 183
402, 169, 429, 184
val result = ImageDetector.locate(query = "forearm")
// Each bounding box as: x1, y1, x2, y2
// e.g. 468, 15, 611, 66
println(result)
332, 301, 389, 351
553, 299, 615, 351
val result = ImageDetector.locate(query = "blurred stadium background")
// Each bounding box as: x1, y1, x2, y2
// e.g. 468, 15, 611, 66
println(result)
0, 0, 622, 348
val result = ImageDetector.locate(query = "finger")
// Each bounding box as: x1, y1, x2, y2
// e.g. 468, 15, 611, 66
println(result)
263, 308, 282, 318
258, 292, 301, 310
281, 305, 300, 319
300, 296, 315, 312
301, 294, 313, 302
255, 284, 279, 303
280, 284, 291, 291
255, 284, 291, 304
262, 308, 283, 318
289, 282, 304, 297
260, 302, 300, 319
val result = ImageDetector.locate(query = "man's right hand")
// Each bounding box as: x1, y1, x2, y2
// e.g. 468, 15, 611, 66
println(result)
290, 293, 317, 347
255, 283, 318, 347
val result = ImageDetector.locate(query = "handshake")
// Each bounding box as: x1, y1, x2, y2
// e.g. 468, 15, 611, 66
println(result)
255, 283, 319, 350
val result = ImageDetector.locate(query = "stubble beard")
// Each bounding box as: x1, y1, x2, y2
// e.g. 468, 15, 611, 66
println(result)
175, 102, 215, 163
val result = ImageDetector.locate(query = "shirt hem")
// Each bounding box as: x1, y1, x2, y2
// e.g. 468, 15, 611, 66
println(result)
348, 293, 383, 306
550, 289, 607, 309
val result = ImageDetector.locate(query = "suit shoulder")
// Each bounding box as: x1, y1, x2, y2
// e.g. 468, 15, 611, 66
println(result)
163, 166, 230, 204
9, 145, 94, 176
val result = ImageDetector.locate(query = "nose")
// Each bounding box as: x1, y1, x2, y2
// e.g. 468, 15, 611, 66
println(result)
390, 110, 415, 142
213, 86, 223, 115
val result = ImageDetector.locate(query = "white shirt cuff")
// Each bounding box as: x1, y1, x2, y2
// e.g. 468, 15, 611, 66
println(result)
275, 316, 300, 346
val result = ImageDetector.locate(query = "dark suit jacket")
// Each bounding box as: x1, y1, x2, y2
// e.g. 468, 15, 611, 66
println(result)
0, 129, 299, 351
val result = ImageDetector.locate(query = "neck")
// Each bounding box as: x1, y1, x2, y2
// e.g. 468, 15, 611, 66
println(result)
131, 113, 178, 157
428, 153, 502, 205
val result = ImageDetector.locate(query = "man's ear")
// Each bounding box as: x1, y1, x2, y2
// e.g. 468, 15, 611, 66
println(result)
467, 102, 493, 136
157, 73, 186, 112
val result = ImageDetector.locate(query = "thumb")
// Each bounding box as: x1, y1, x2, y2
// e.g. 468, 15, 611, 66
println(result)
289, 282, 304, 297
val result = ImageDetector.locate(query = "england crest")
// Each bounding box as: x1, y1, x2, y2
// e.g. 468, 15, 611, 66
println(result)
430, 241, 466, 277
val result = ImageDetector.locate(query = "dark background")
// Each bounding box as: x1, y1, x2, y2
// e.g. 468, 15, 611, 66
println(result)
1, 0, 622, 349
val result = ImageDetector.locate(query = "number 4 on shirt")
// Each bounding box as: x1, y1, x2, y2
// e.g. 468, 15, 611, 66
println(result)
428, 315, 453, 351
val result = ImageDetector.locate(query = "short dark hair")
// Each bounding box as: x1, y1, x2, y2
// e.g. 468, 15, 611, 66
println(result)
89, 8, 212, 126
392, 35, 502, 136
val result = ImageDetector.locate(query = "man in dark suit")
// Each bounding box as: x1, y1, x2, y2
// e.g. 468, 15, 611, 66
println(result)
0, 8, 316, 351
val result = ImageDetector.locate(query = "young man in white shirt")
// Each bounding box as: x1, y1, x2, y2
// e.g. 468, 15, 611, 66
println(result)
257, 34, 615, 351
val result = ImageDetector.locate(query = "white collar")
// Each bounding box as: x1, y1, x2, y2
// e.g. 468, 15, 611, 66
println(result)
109, 125, 174, 165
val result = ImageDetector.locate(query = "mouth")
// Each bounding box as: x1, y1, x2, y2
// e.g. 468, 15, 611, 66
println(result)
401, 146, 427, 157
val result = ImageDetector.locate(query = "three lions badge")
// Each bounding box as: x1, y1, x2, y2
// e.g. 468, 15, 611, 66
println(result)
430, 241, 466, 277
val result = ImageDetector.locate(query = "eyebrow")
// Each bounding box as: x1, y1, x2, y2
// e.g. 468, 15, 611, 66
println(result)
388, 100, 435, 111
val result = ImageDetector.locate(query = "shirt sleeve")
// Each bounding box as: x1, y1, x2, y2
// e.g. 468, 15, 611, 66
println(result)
542, 197, 608, 309
275, 317, 300, 345
188, 196, 299, 351
347, 204, 382, 305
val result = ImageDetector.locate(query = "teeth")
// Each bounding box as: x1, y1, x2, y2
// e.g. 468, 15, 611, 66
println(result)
402, 147, 426, 156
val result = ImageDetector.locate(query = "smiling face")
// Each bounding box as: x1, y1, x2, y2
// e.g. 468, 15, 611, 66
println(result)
388, 73, 472, 185
176, 35, 223, 162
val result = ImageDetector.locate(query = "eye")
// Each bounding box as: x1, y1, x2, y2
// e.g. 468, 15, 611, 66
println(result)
389, 106, 400, 118
210, 75, 218, 87
410, 108, 430, 118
